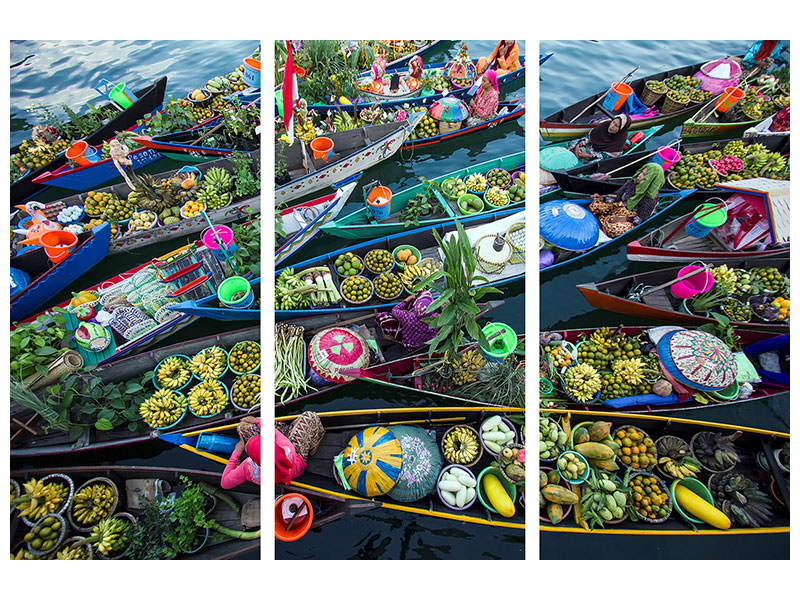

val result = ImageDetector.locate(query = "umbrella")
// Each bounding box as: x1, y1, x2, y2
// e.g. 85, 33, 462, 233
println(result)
429, 97, 469, 122
386, 425, 442, 502
342, 426, 403, 497
539, 200, 599, 251
657, 329, 738, 391
307, 327, 370, 383
540, 145, 581, 171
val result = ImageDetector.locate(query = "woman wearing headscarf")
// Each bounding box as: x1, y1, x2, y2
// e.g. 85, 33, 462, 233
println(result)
468, 69, 500, 122
276, 411, 325, 485
476, 40, 521, 76
376, 290, 441, 350
568, 114, 632, 162
221, 416, 261, 489
589, 162, 665, 237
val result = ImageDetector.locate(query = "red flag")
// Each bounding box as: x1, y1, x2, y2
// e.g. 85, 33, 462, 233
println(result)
282, 41, 298, 143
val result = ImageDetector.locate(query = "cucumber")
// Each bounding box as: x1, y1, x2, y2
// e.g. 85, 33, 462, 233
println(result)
485, 440, 503, 453
498, 421, 510, 434
503, 431, 515, 443
482, 416, 502, 431
438, 480, 463, 493
441, 490, 457, 506
483, 431, 506, 442
457, 474, 476, 488
456, 486, 467, 507
465, 486, 476, 503
448, 467, 469, 480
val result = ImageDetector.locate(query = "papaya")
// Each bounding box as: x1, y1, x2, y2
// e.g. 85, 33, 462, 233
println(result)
482, 473, 515, 517
573, 426, 590, 445
547, 502, 564, 524
602, 439, 621, 453
574, 442, 615, 460
588, 457, 619, 471
541, 484, 579, 505
588, 421, 612, 441
539, 470, 548, 488
547, 469, 560, 484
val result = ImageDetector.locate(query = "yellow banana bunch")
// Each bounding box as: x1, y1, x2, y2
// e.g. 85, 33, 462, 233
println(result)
658, 456, 703, 479
611, 357, 646, 386
155, 356, 192, 389
72, 484, 115, 525
563, 363, 602, 403
442, 426, 480, 464
398, 262, 438, 290
55, 544, 90, 560
83, 517, 132, 556
15, 479, 69, 521
452, 349, 485, 386
190, 346, 227, 379
139, 389, 187, 428
10, 548, 38, 560
187, 379, 228, 416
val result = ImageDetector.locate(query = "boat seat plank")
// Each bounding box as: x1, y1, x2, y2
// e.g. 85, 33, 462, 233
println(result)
640, 288, 675, 311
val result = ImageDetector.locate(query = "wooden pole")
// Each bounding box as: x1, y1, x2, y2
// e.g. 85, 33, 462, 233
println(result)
604, 139, 682, 176
569, 66, 640, 124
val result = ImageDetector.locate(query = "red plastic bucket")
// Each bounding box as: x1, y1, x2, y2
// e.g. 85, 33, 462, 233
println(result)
275, 494, 313, 541
714, 87, 745, 113
602, 82, 633, 112
65, 141, 100, 167
670, 266, 715, 299
39, 230, 78, 263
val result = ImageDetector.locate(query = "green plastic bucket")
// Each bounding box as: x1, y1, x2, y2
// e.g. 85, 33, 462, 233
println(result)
709, 379, 739, 401
480, 322, 518, 362
669, 478, 715, 525
109, 83, 138, 109
685, 203, 727, 238
217, 276, 254, 309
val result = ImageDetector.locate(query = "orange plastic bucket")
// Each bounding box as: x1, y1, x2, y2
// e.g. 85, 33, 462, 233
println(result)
39, 230, 78, 263
714, 86, 745, 113
275, 494, 314, 542
367, 185, 393, 220
295, 66, 306, 82
242, 57, 261, 87
310, 136, 334, 162
65, 141, 99, 167
603, 82, 633, 112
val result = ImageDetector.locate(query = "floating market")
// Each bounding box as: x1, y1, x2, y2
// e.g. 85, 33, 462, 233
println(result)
540, 40, 789, 560
274, 40, 526, 559
10, 40, 262, 560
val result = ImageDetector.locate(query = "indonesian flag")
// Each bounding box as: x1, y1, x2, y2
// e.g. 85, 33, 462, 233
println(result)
282, 41, 299, 145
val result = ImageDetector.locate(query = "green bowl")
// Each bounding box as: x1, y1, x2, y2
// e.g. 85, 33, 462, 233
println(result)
670, 477, 715, 525
392, 244, 422, 271
457, 193, 483, 216
476, 466, 517, 515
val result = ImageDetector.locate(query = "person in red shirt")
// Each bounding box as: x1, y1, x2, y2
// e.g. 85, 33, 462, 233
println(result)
221, 416, 260, 489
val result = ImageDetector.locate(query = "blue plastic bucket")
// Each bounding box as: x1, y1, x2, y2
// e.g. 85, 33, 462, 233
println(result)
601, 82, 633, 112
196, 432, 238, 454
685, 203, 727, 238
242, 58, 261, 88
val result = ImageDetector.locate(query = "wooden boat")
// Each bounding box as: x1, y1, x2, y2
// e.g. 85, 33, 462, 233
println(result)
10, 76, 168, 204
10, 326, 259, 458
539, 409, 789, 536
540, 326, 788, 413
403, 99, 525, 150
540, 190, 695, 276
276, 115, 423, 205
548, 135, 789, 197
275, 182, 357, 266
681, 88, 788, 140
539, 58, 733, 142
354, 40, 446, 73
11, 224, 110, 323
297, 56, 526, 114
540, 52, 554, 66
276, 208, 525, 320
274, 301, 505, 408
12, 153, 260, 257
576, 257, 789, 332
168, 277, 260, 321
320, 152, 525, 240
10, 465, 259, 559
277, 406, 526, 529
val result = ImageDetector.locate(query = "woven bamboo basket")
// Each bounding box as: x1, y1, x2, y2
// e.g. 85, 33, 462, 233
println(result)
505, 223, 525, 264
661, 94, 689, 114
438, 120, 461, 134
473, 234, 511, 274
640, 81, 666, 106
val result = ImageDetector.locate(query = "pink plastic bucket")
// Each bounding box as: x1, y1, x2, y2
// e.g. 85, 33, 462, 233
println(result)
201, 225, 237, 260
670, 266, 715, 299
651, 146, 681, 171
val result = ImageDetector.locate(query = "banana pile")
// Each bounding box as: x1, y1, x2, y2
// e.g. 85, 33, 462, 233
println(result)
658, 455, 703, 479
710, 264, 739, 295
611, 357, 646, 386
295, 118, 318, 143
14, 478, 69, 522
442, 426, 480, 464
190, 346, 228, 379
452, 349, 485, 386
275, 268, 311, 310
83, 517, 132, 556
156, 355, 192, 389
55, 544, 90, 560
332, 111, 357, 131
563, 363, 602, 403
72, 484, 115, 526
741, 143, 787, 178
398, 262, 439, 292
139, 389, 188, 429
187, 379, 229, 416
197, 167, 232, 210
693, 431, 741, 471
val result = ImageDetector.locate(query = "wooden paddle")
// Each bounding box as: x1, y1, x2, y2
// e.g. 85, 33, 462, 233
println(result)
636, 264, 712, 298
603, 139, 682, 177
568, 66, 640, 124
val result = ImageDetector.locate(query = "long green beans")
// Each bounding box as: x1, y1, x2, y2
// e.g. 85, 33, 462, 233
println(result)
275, 324, 315, 404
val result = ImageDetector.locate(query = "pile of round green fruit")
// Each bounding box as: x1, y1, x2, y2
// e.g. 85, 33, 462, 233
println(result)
465, 173, 487, 193
557, 451, 587, 482
484, 186, 510, 207
364, 249, 393, 273
722, 298, 751, 322
645, 80, 668, 94
486, 168, 510, 189
84, 191, 115, 215
373, 272, 403, 299
668, 152, 722, 189
751, 266, 785, 291
341, 275, 373, 303
665, 75, 700, 91
231, 374, 260, 408
25, 515, 63, 554
102, 197, 135, 222
689, 87, 713, 103
128, 211, 157, 232
666, 89, 690, 105
539, 417, 567, 460
441, 177, 467, 199
507, 183, 525, 202
334, 252, 363, 277
411, 114, 439, 139
229, 340, 260, 374
457, 194, 483, 214
424, 72, 449, 91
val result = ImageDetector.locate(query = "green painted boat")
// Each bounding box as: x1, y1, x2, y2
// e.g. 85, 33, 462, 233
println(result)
681, 106, 776, 140
319, 152, 525, 240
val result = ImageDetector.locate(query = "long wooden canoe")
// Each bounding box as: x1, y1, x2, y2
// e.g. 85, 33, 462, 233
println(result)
548, 135, 789, 197
576, 257, 789, 332
11, 76, 168, 204
10, 326, 259, 458
10, 465, 259, 559
353, 41, 447, 74
276, 208, 525, 320
320, 152, 525, 240
539, 409, 789, 536
539, 58, 733, 142
168, 277, 260, 322
681, 85, 787, 140
540, 326, 788, 413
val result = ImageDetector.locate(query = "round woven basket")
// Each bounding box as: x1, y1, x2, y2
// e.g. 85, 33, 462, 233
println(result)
339, 275, 374, 305
54, 535, 94, 560
363, 249, 394, 275
641, 81, 666, 106
611, 424, 658, 471
20, 473, 74, 527
505, 222, 525, 264
440, 425, 483, 468
627, 470, 673, 524
690, 431, 738, 473
26, 512, 68, 558
473, 234, 511, 274
96, 512, 136, 560
662, 94, 689, 114
654, 435, 697, 480
68, 477, 120, 532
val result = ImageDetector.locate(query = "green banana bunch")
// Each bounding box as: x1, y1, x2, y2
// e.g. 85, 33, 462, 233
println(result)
80, 517, 132, 556
204, 167, 232, 192
332, 112, 356, 131
275, 268, 311, 310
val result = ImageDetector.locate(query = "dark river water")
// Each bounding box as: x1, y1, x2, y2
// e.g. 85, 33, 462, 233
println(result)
539, 39, 789, 560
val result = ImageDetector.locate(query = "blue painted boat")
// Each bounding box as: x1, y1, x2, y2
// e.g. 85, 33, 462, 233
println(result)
540, 190, 695, 276
539, 52, 554, 65
168, 277, 260, 321
11, 223, 111, 323
355, 40, 448, 74
276, 208, 525, 320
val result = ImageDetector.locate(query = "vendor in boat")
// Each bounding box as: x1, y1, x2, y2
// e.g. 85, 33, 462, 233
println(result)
476, 40, 521, 76
568, 114, 632, 162
221, 416, 261, 489
741, 40, 785, 71
589, 162, 665, 237
276, 411, 325, 485
467, 70, 500, 123
376, 290, 441, 351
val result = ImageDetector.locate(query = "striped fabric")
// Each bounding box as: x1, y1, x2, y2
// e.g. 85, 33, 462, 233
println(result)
343, 426, 403, 497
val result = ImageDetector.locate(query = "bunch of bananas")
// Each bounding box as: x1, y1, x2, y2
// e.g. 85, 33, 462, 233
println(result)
204, 167, 232, 192
55, 544, 90, 560
72, 484, 115, 525
14, 479, 69, 522
723, 140, 746, 159
452, 349, 485, 386
275, 268, 311, 310
82, 517, 132, 556
658, 455, 703, 479
563, 363, 602, 403
11, 481, 18, 503
442, 426, 480, 464
156, 355, 192, 389
710, 264, 739, 295
610, 357, 646, 386
190, 346, 227, 379
332, 111, 356, 132
139, 389, 188, 429
188, 379, 228, 416
398, 262, 439, 292
295, 119, 317, 143
10, 547, 38, 560
198, 167, 233, 210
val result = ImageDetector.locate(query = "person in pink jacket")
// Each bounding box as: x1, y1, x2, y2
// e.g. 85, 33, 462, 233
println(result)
221, 416, 261, 489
